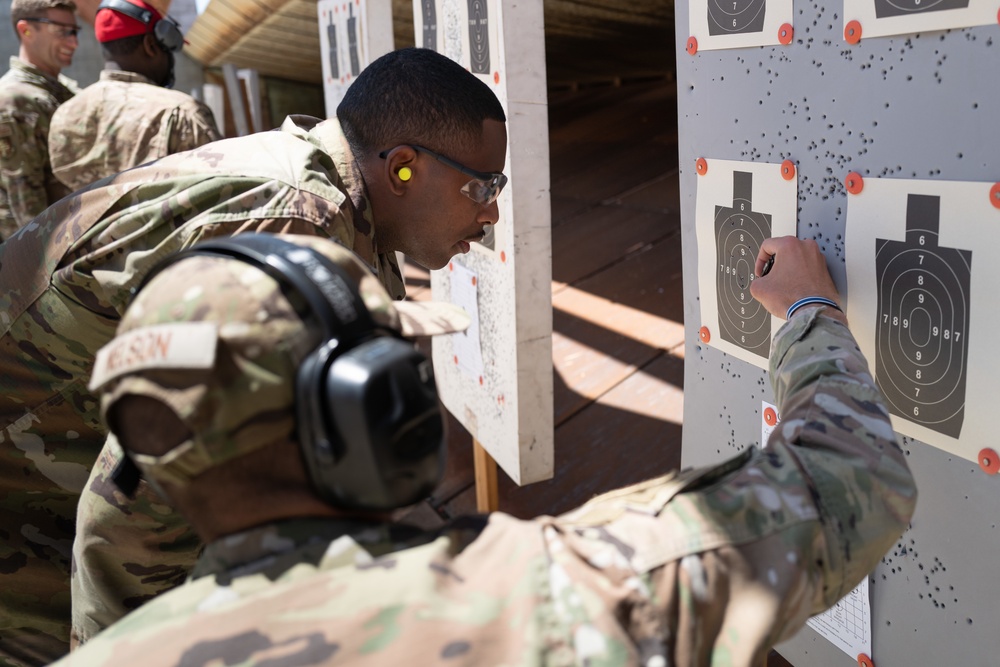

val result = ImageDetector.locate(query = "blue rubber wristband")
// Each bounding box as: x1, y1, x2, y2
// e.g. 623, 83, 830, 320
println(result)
786, 296, 842, 320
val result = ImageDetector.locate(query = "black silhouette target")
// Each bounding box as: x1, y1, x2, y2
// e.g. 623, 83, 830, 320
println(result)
347, 3, 360, 77
875, 194, 971, 438
715, 171, 771, 358
326, 13, 339, 79
874, 0, 969, 18
467, 0, 490, 74
708, 0, 767, 35
421, 0, 437, 49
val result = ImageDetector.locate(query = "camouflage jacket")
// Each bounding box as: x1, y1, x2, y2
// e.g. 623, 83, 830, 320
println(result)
0, 56, 77, 241
0, 116, 403, 667
48, 69, 221, 193
51, 310, 917, 667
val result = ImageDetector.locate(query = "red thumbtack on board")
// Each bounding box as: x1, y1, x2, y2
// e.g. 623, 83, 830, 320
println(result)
845, 20, 862, 44
781, 160, 796, 180
696, 157, 708, 175
778, 23, 794, 45
989, 183, 1000, 210
699, 326, 711, 343
857, 654, 875, 667
686, 36, 698, 56
845, 172, 864, 194
764, 407, 778, 426
979, 448, 1000, 475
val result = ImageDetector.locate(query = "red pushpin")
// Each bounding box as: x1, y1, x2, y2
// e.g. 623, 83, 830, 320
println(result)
845, 20, 862, 44
778, 23, 794, 45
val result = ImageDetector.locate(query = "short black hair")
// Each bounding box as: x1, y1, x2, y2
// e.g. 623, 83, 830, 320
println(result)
100, 33, 145, 58
337, 47, 506, 158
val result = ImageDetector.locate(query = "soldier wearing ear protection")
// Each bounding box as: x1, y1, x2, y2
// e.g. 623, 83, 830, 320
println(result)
48, 0, 220, 193
97, 233, 466, 511
51, 236, 915, 667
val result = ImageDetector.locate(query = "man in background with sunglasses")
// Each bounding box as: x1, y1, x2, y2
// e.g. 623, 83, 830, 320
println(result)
0, 0, 79, 242
48, 0, 220, 194
0, 46, 505, 665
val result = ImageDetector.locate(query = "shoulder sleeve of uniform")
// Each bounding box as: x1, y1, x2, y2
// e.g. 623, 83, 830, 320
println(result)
0, 108, 51, 227
167, 100, 222, 154
767, 308, 917, 604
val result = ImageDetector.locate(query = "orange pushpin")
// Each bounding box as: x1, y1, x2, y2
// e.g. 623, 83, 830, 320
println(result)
686, 36, 698, 56
781, 160, 796, 180
696, 157, 708, 175
845, 172, 864, 195
857, 654, 875, 667
778, 23, 794, 45
990, 183, 1000, 210
979, 448, 1000, 475
699, 326, 711, 343
845, 20, 862, 44
764, 407, 778, 426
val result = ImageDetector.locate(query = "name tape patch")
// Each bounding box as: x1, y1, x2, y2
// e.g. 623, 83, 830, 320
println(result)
89, 322, 218, 391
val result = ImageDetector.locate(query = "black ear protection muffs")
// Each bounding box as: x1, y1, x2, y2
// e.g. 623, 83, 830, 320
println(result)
115, 234, 446, 511
97, 0, 185, 52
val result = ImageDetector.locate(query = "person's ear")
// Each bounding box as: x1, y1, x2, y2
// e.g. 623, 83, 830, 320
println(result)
16, 20, 32, 41
142, 32, 161, 57
382, 146, 418, 196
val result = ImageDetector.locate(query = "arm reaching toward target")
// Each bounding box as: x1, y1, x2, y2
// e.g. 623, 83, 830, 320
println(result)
751, 236, 848, 326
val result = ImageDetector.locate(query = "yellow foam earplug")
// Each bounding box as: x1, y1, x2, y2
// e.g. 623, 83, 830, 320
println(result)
398, 167, 412, 182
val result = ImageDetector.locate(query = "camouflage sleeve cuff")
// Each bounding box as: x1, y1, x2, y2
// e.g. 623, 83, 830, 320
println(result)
769, 307, 870, 408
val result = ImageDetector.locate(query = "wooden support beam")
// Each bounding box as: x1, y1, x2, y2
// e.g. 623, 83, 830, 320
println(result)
473, 440, 499, 513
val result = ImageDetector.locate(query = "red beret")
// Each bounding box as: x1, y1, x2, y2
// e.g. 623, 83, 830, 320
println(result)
94, 0, 163, 43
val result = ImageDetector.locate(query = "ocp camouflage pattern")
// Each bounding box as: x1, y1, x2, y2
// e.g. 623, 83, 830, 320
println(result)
51, 309, 917, 667
0, 115, 403, 665
0, 56, 77, 241
48, 69, 221, 193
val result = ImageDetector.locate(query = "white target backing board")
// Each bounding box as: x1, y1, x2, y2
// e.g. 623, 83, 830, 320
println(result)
843, 0, 999, 40
846, 177, 1000, 462
687, 0, 794, 51
317, 0, 393, 117
696, 158, 797, 369
416, 0, 554, 485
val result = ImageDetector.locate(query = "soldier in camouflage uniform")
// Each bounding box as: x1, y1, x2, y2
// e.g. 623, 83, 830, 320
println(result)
0, 47, 506, 665
49, 234, 916, 667
0, 0, 79, 241
48, 0, 221, 193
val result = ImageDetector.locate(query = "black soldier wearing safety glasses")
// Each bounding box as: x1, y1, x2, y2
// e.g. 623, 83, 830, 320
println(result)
380, 144, 508, 206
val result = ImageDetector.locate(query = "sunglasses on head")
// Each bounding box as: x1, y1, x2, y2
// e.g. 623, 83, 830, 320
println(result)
379, 144, 507, 206
24, 17, 80, 38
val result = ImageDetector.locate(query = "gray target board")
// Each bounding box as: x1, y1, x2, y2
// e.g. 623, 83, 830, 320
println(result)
676, 1, 1000, 665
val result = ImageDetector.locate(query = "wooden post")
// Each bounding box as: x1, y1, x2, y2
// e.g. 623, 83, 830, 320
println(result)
473, 439, 499, 513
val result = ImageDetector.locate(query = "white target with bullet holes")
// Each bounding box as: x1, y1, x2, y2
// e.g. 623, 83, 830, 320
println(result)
843, 0, 997, 40
695, 158, 797, 370
687, 0, 793, 51
847, 177, 1000, 463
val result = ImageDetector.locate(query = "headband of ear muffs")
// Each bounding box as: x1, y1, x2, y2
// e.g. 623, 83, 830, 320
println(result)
97, 0, 184, 52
